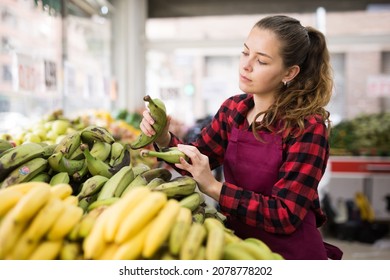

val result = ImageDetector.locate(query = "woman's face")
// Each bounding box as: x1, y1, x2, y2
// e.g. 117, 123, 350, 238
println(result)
239, 27, 287, 96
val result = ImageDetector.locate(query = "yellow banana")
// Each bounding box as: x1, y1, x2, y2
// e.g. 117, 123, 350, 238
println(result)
142, 199, 181, 259
78, 205, 108, 239
0, 207, 30, 259
9, 230, 40, 260
243, 237, 274, 259
115, 191, 167, 244
223, 242, 256, 260
49, 171, 70, 185
29, 240, 63, 260
104, 187, 151, 243
112, 222, 153, 260
63, 195, 79, 206
11, 183, 51, 223
0, 189, 23, 217
140, 147, 189, 164
1, 157, 48, 188
83, 205, 112, 259
130, 95, 167, 150
194, 245, 206, 260
59, 241, 82, 260
179, 222, 207, 260
98, 242, 120, 260
24, 198, 64, 243
50, 183, 73, 199
204, 218, 225, 260
46, 204, 83, 241
168, 206, 192, 256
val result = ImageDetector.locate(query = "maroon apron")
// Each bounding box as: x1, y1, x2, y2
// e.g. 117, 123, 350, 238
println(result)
223, 127, 329, 260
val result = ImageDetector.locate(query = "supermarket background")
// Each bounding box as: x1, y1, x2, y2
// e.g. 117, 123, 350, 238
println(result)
1, 0, 390, 259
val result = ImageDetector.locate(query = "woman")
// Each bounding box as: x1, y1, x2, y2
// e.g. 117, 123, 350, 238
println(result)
140, 15, 342, 260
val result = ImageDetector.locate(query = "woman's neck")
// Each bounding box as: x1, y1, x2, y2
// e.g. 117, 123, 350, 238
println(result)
248, 94, 275, 123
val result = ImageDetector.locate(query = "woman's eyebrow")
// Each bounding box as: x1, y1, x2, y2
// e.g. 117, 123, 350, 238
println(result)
244, 43, 273, 59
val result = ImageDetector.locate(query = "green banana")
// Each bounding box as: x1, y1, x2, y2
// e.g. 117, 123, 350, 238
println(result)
87, 197, 119, 212
151, 176, 197, 198
47, 152, 85, 176
53, 131, 81, 158
140, 147, 189, 164
82, 145, 113, 178
132, 163, 151, 177
192, 205, 206, 223
97, 166, 134, 200
1, 157, 48, 188
121, 173, 148, 196
0, 139, 14, 155
29, 172, 51, 183
108, 143, 131, 174
77, 175, 109, 200
41, 143, 58, 159
179, 192, 204, 212
146, 177, 165, 189
49, 172, 70, 185
69, 145, 84, 160
130, 95, 167, 149
0, 142, 44, 181
78, 192, 99, 212
142, 167, 172, 182
109, 141, 124, 166
72, 161, 89, 182
80, 125, 115, 145
90, 141, 111, 161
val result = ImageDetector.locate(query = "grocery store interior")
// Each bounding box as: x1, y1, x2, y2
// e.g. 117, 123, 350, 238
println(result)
1, 0, 390, 260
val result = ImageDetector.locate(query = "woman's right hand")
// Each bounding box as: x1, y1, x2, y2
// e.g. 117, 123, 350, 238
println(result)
139, 110, 171, 147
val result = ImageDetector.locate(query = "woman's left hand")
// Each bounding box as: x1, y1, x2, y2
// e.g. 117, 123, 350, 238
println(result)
175, 144, 222, 201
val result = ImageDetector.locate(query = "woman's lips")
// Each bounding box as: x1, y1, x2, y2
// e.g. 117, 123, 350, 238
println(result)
240, 74, 251, 82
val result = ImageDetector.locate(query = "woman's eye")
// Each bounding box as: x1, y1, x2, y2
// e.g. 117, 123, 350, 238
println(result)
258, 60, 266, 65
241, 51, 249, 56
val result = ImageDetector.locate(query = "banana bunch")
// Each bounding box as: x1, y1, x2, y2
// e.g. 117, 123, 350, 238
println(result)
78, 186, 282, 260
0, 143, 47, 188
0, 182, 83, 260
130, 95, 167, 150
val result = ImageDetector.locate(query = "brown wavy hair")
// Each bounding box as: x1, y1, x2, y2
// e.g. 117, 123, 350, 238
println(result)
252, 15, 333, 140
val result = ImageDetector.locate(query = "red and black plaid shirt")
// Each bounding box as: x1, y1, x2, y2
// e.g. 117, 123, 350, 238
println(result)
169, 94, 328, 234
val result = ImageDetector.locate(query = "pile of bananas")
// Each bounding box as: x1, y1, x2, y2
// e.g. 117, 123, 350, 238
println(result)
0, 182, 83, 259
0, 180, 282, 260
0, 94, 283, 260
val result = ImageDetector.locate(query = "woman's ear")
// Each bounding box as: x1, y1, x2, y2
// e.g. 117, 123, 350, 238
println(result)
283, 65, 300, 83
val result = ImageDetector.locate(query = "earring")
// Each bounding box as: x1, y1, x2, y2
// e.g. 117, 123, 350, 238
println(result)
283, 81, 287, 86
